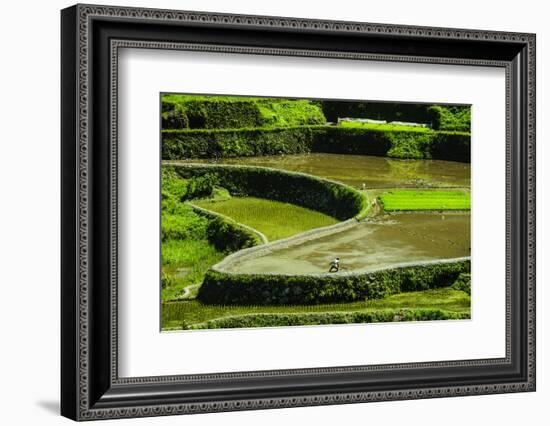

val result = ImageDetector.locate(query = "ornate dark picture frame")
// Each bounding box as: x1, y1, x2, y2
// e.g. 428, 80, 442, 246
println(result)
61, 4, 536, 421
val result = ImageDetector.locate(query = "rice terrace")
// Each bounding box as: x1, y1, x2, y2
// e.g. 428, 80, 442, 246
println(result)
160, 94, 472, 331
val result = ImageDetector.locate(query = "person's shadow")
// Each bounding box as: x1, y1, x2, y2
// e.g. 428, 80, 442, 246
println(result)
36, 400, 59, 415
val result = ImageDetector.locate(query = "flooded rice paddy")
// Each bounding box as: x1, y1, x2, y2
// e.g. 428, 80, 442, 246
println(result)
198, 153, 470, 189
225, 213, 470, 275
174, 153, 471, 275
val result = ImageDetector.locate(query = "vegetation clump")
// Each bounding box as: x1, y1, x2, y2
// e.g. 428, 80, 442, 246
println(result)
161, 94, 326, 130
206, 217, 260, 252
451, 272, 471, 295
428, 105, 471, 132
162, 125, 470, 162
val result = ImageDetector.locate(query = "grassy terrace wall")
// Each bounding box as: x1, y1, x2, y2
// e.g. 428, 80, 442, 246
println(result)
166, 163, 368, 221
190, 309, 470, 329
162, 126, 471, 162
161, 95, 326, 130
162, 96, 470, 132
198, 259, 470, 305
162, 127, 316, 159
162, 98, 263, 129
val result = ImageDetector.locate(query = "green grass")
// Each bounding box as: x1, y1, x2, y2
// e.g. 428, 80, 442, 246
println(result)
255, 99, 326, 127
161, 202, 209, 241
161, 239, 226, 301
161, 170, 227, 301
429, 105, 471, 132
162, 288, 470, 330
194, 196, 338, 241
338, 121, 432, 132
379, 190, 470, 211
162, 94, 326, 128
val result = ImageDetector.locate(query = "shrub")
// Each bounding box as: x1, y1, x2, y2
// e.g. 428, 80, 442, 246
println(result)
161, 271, 175, 289
168, 164, 367, 220
451, 272, 471, 295
161, 102, 190, 129
162, 126, 471, 163
161, 95, 326, 130
162, 126, 317, 159
161, 205, 209, 241
190, 308, 470, 329
197, 260, 470, 305
161, 169, 211, 241
161, 167, 190, 201
386, 131, 433, 159
428, 105, 471, 131
255, 99, 326, 127
162, 97, 263, 129
311, 126, 392, 155
430, 131, 471, 162
161, 168, 219, 202
206, 216, 260, 252
183, 173, 218, 200
313, 126, 467, 161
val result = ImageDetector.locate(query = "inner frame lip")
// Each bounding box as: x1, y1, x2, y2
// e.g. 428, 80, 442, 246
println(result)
109, 38, 511, 387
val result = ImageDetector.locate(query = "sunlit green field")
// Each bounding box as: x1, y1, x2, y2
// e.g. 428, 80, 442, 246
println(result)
161, 239, 225, 301
379, 190, 470, 211
162, 288, 470, 330
194, 196, 338, 241
159, 95, 472, 331
337, 121, 432, 132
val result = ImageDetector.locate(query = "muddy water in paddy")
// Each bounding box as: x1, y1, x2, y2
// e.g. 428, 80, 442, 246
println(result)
174, 153, 471, 274
226, 213, 470, 275
205, 153, 470, 189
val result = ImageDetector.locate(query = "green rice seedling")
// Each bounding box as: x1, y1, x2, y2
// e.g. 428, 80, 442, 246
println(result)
161, 288, 470, 330
379, 190, 470, 211
194, 196, 338, 241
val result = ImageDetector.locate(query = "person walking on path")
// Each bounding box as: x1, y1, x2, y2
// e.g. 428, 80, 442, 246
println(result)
329, 257, 340, 273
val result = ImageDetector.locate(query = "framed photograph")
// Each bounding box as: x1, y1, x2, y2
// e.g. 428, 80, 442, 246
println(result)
61, 4, 536, 421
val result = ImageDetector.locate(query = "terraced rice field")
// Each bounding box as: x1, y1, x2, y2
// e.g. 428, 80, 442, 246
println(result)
189, 153, 471, 189
194, 196, 338, 241
160, 96, 472, 331
379, 190, 471, 211
224, 212, 470, 275
162, 288, 470, 330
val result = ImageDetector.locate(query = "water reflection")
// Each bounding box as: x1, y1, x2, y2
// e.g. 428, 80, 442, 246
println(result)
194, 153, 470, 189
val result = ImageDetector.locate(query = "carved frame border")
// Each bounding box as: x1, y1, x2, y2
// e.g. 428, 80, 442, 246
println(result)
61, 3, 535, 421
